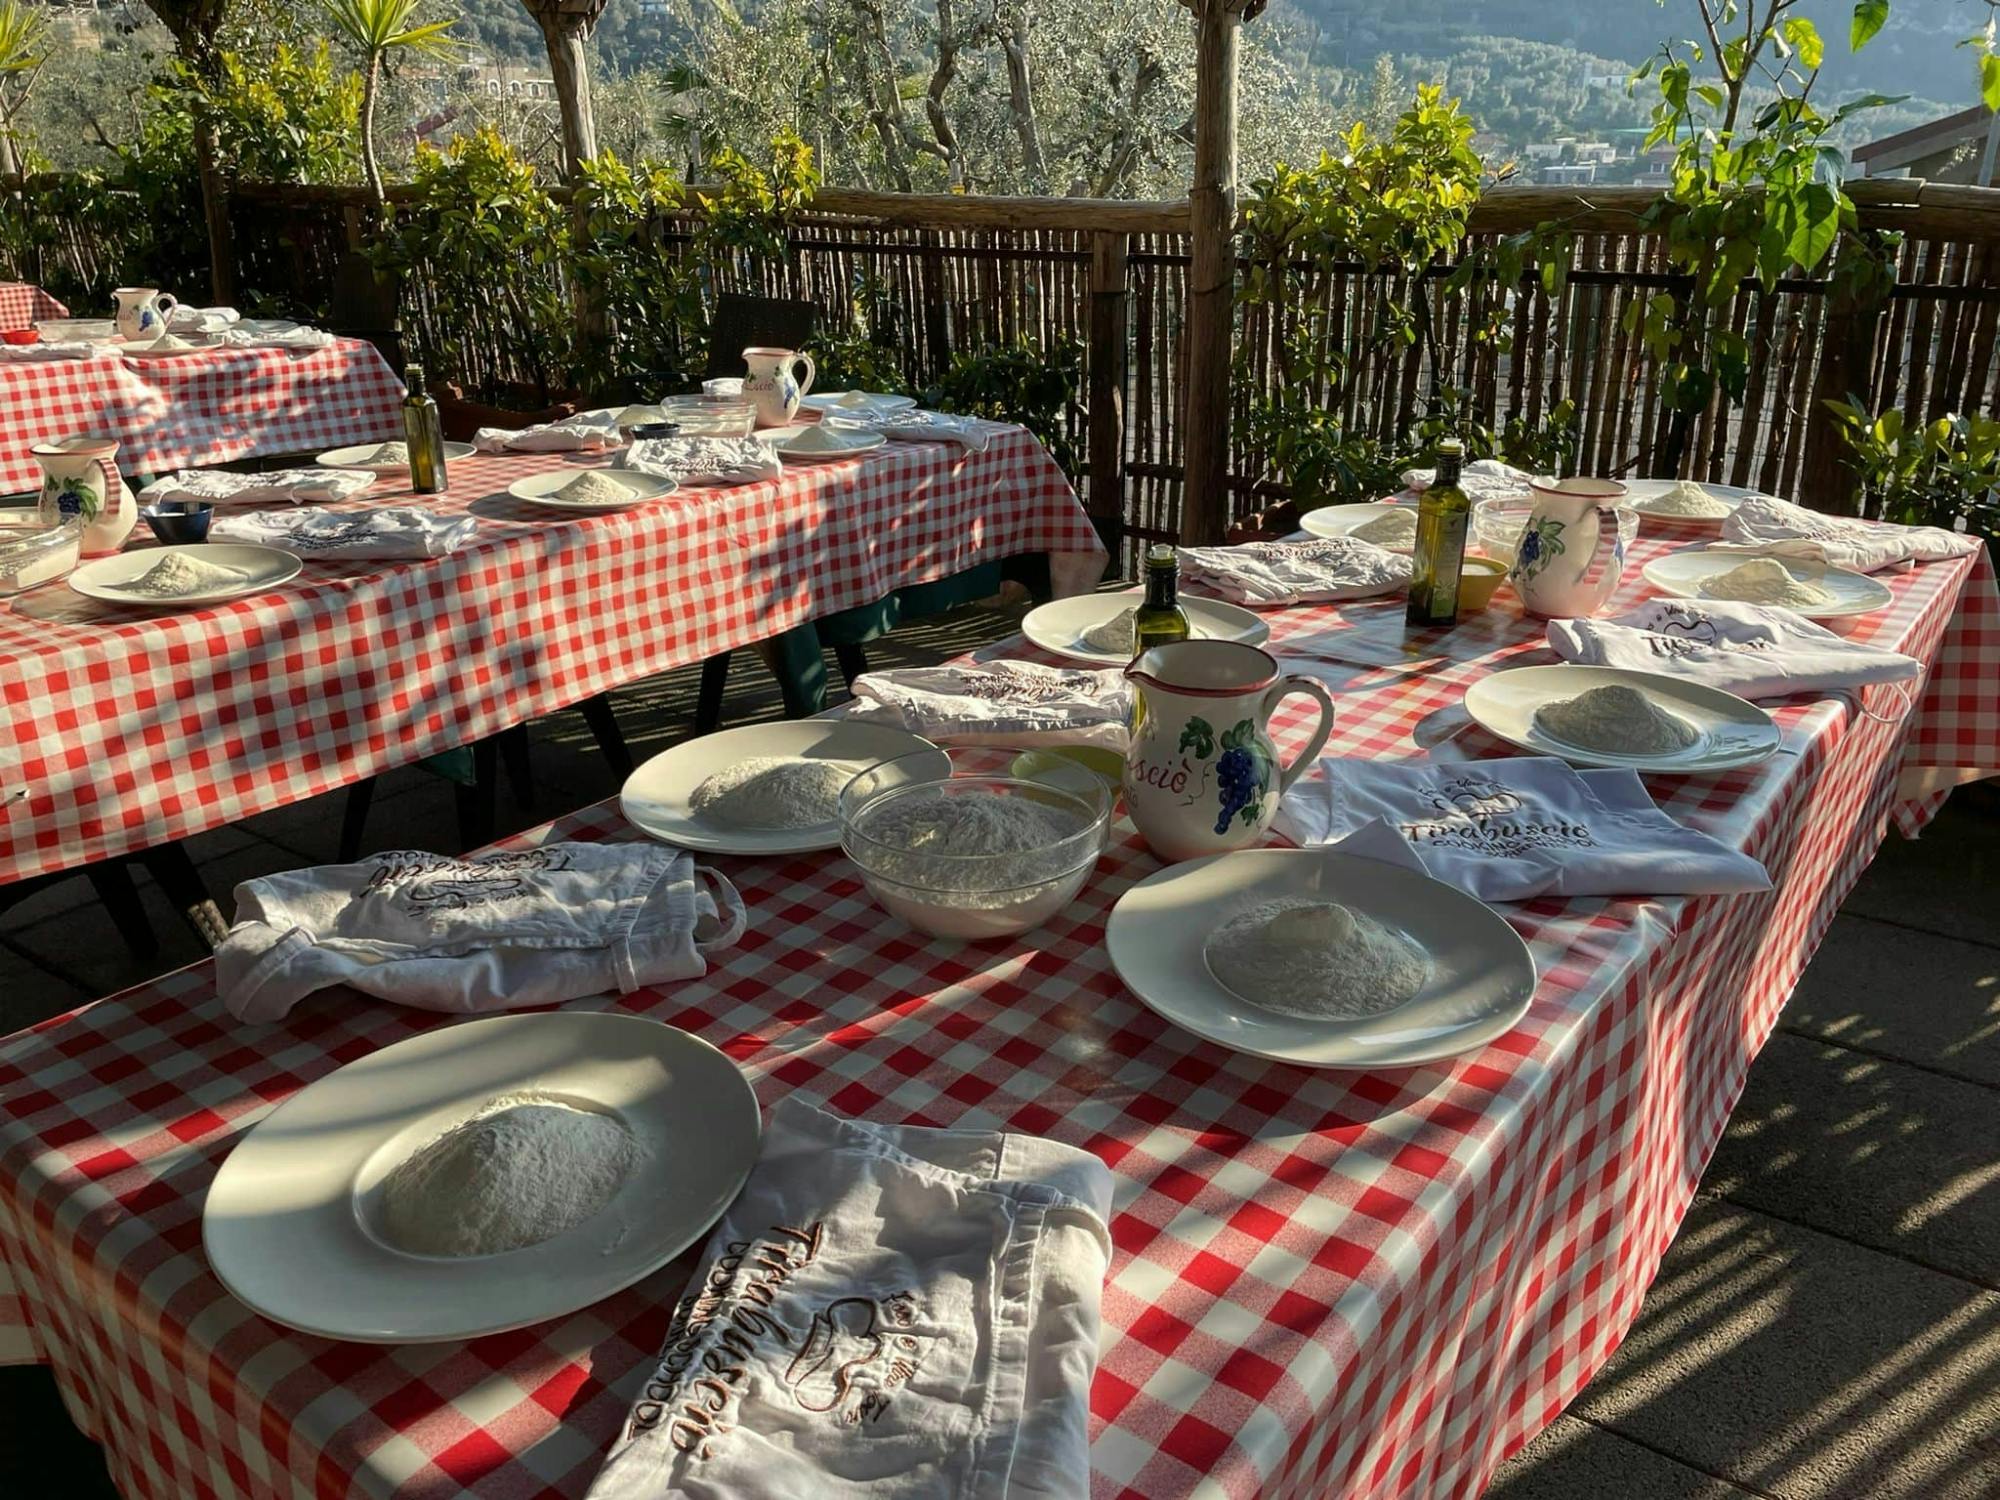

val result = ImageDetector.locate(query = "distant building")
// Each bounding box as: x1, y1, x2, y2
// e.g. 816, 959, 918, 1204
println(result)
1853, 105, 1997, 184
1538, 162, 1598, 185
1523, 142, 1565, 162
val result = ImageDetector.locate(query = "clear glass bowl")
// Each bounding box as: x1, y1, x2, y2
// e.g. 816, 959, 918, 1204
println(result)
839, 757, 1112, 941
0, 514, 82, 595
661, 396, 757, 438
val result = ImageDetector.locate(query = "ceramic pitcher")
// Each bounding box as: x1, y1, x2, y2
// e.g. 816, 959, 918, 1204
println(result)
113, 287, 177, 343
741, 346, 815, 428
33, 437, 132, 554
1123, 640, 1336, 863
1512, 477, 1630, 618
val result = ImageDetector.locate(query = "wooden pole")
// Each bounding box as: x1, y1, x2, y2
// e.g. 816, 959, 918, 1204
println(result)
1798, 234, 1894, 516
1088, 229, 1130, 569
1180, 2, 1243, 545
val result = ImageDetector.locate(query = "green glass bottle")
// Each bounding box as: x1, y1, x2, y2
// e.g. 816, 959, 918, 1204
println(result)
1131, 544, 1192, 657
1406, 438, 1470, 626
402, 363, 448, 495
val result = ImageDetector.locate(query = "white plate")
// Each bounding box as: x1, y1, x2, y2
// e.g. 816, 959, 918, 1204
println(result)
800, 391, 918, 417
757, 424, 888, 460
621, 719, 951, 854
1640, 549, 1892, 619
203, 1011, 760, 1343
1107, 848, 1536, 1068
1021, 587, 1271, 665
1298, 501, 1419, 552
316, 441, 477, 473
119, 334, 224, 359
68, 543, 302, 606
1463, 663, 1780, 772
506, 468, 676, 510
1618, 479, 1762, 530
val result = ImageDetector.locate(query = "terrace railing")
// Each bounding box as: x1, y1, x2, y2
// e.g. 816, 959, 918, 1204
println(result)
10, 175, 2000, 570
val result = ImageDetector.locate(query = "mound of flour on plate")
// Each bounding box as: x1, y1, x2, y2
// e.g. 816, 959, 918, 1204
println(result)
1533, 682, 1700, 756
552, 471, 636, 504
1645, 480, 1732, 517
1351, 506, 1418, 546
1080, 606, 1137, 653
123, 551, 250, 598
371, 441, 411, 465
690, 756, 854, 828
1205, 897, 1429, 1018
378, 1096, 642, 1257
1699, 557, 1835, 608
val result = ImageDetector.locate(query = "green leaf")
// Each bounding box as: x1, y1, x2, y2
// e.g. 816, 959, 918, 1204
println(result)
1787, 182, 1842, 271
1983, 53, 2000, 112
1695, 84, 1726, 110
1784, 17, 1825, 70
1852, 1, 1889, 51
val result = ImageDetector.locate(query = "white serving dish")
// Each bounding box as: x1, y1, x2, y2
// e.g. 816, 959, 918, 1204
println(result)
621, 719, 951, 855
203, 1011, 761, 1343
1462, 663, 1781, 773
1021, 587, 1271, 665
1106, 848, 1537, 1068
1297, 501, 1420, 552
506, 468, 676, 510
67, 543, 302, 606
1640, 549, 1893, 619
760, 424, 888, 460
316, 440, 477, 474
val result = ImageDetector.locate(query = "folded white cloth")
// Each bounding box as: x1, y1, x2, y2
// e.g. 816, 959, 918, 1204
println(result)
168, 305, 241, 333
1712, 495, 1978, 573
619, 435, 781, 487
1276, 756, 1771, 901
141, 468, 377, 507
474, 413, 624, 453
1401, 458, 1540, 503
590, 1096, 1112, 1500
0, 340, 109, 361
1177, 537, 1411, 606
215, 843, 746, 1023
219, 324, 336, 351
849, 661, 1132, 748
864, 410, 996, 452
209, 505, 477, 558
1548, 597, 1921, 699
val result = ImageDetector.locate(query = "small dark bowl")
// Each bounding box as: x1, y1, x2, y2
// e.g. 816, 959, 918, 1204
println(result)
0, 329, 37, 346
628, 421, 682, 440
140, 501, 214, 544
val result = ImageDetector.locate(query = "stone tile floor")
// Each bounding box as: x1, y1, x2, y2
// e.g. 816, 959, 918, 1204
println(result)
2, 598, 1995, 1497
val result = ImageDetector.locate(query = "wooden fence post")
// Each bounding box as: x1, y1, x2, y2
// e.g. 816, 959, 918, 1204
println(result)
1179, 1, 1245, 546
1799, 235, 1894, 516
1088, 230, 1129, 572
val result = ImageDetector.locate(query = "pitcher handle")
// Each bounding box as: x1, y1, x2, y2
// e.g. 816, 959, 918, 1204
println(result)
155, 293, 178, 319
792, 352, 816, 399
1262, 674, 1337, 794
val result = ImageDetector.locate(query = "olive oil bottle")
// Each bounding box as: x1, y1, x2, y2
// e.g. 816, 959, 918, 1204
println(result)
402, 363, 449, 495
1131, 544, 1191, 657
1406, 438, 1470, 626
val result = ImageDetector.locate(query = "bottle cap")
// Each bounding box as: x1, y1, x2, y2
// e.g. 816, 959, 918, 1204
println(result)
1146, 543, 1175, 566
1437, 437, 1464, 455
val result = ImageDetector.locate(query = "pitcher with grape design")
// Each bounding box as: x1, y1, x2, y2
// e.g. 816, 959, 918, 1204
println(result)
1123, 641, 1336, 863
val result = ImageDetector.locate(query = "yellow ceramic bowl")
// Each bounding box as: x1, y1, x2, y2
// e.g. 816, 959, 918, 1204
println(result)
1457, 555, 1510, 612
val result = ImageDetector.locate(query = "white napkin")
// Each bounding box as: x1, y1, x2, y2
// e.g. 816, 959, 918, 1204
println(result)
141, 468, 377, 507
1177, 537, 1411, 606
590, 1096, 1112, 1500
865, 410, 995, 452
1276, 756, 1770, 901
0, 341, 109, 361
209, 505, 477, 558
220, 324, 335, 351
618, 435, 781, 487
474, 413, 624, 453
848, 661, 1132, 748
215, 843, 746, 1023
1711, 495, 1978, 573
168, 305, 241, 333
1547, 597, 1921, 699
1401, 458, 1540, 503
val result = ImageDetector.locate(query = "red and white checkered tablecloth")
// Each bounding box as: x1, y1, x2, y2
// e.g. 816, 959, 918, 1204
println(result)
0, 434, 1103, 884
0, 337, 404, 496
0, 539, 1992, 1500
0, 282, 67, 333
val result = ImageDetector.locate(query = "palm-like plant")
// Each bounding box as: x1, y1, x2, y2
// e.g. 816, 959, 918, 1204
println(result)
0, 0, 51, 180
322, 0, 458, 210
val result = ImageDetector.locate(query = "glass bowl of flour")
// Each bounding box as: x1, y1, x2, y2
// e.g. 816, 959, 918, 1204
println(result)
839, 757, 1112, 940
